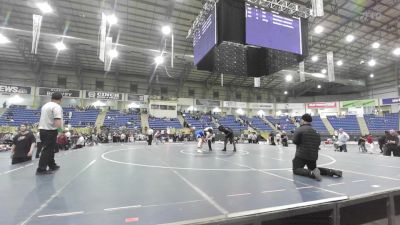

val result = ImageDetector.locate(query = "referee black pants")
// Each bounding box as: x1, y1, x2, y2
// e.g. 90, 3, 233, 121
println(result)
37, 130, 58, 172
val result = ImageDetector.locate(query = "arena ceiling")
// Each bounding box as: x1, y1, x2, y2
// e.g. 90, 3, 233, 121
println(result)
0, 0, 399, 96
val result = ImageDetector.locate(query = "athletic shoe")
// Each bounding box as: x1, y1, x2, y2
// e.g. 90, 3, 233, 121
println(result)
221, 149, 226, 152
197, 149, 203, 153
209, 149, 212, 152
49, 165, 60, 171
36, 170, 53, 175
233, 149, 237, 152
311, 168, 322, 181
333, 170, 342, 177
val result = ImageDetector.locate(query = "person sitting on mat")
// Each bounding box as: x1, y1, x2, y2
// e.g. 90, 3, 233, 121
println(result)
292, 114, 342, 181
218, 125, 236, 152
11, 124, 35, 165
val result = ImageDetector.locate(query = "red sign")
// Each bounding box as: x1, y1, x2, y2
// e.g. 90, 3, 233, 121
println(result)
307, 102, 337, 109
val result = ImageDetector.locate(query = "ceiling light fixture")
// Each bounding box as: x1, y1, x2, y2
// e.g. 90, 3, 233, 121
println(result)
108, 49, 118, 58
106, 14, 118, 25
161, 25, 172, 35
393, 48, 400, 56
368, 59, 376, 67
317, 85, 321, 89
336, 60, 343, 66
285, 74, 293, 82
155, 55, 164, 65
370, 73, 374, 78
345, 34, 355, 43
0, 34, 11, 44
54, 41, 66, 51
371, 42, 380, 49
284, 91, 288, 95
321, 68, 327, 74
36, 2, 53, 14
314, 25, 324, 34
311, 55, 319, 62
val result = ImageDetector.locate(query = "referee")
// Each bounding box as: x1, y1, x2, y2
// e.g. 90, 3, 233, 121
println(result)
36, 92, 63, 175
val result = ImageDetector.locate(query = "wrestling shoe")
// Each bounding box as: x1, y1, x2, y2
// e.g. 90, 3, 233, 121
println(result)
311, 168, 322, 181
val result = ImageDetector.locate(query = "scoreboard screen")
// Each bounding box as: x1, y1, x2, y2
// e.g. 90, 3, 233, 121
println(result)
245, 3, 303, 55
193, 6, 217, 65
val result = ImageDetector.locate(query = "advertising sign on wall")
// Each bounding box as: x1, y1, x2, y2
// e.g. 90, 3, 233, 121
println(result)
0, 84, 31, 94
248, 103, 274, 109
306, 102, 337, 109
223, 101, 236, 108
196, 99, 220, 107
127, 94, 145, 101
85, 91, 123, 100
381, 97, 400, 105
38, 87, 81, 98
341, 99, 377, 108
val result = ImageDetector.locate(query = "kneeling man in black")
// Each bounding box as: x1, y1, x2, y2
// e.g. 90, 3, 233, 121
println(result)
292, 114, 342, 181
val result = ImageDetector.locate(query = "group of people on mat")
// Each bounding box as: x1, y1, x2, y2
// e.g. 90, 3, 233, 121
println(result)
195, 125, 236, 153
7, 91, 341, 181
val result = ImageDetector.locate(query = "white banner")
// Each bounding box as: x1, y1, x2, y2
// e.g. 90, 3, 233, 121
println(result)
236, 102, 247, 108
248, 103, 274, 109
99, 13, 107, 62
32, 14, 42, 54
327, 51, 335, 82
223, 101, 235, 108
254, 77, 260, 87
276, 103, 305, 110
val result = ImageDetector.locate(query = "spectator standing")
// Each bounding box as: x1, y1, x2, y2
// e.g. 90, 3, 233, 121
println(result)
384, 129, 399, 157
35, 131, 42, 159
337, 128, 349, 152
57, 131, 69, 151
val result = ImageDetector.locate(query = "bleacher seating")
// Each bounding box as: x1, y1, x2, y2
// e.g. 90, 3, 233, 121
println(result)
0, 108, 40, 126
249, 116, 273, 131
0, 107, 99, 128
364, 113, 399, 134
327, 115, 360, 135
265, 116, 297, 132
216, 115, 246, 133
312, 116, 329, 134
104, 110, 141, 129
183, 114, 214, 129
148, 117, 182, 130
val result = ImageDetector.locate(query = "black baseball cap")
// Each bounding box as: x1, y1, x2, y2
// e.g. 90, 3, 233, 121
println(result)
51, 92, 63, 100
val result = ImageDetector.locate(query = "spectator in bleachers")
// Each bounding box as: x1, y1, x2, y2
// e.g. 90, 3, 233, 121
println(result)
384, 129, 399, 157
337, 128, 349, 152
11, 124, 35, 165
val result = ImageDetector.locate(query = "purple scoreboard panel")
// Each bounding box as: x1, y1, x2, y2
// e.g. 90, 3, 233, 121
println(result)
245, 3, 303, 55
193, 6, 217, 65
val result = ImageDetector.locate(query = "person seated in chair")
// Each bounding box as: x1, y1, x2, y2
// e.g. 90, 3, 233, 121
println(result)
292, 114, 342, 181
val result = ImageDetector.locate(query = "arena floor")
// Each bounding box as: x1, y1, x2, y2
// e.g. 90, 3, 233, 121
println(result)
0, 142, 399, 225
